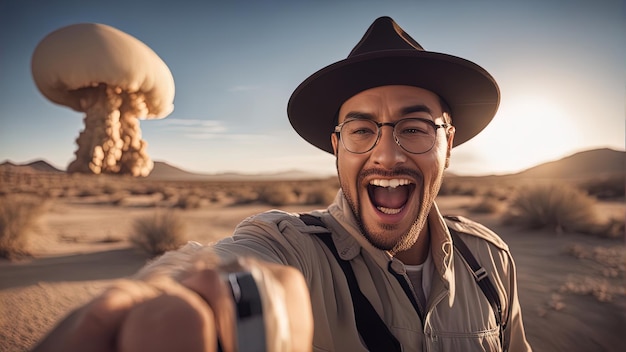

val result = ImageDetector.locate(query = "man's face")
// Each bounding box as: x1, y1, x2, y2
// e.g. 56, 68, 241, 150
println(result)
331, 85, 455, 254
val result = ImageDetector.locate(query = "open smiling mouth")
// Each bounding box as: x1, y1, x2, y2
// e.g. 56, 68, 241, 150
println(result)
367, 178, 415, 215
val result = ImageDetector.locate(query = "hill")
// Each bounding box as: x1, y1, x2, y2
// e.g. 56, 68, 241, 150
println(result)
2, 148, 623, 181
147, 161, 329, 181
146, 161, 204, 180
25, 160, 64, 173
0, 160, 328, 181
514, 148, 624, 179
0, 160, 63, 174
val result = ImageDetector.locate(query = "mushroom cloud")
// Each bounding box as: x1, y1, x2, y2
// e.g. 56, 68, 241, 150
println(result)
31, 23, 175, 177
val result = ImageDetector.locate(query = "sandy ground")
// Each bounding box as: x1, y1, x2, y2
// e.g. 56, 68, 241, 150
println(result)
1, 196, 624, 351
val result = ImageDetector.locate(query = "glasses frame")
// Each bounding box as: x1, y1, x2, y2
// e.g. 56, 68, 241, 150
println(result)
334, 117, 450, 154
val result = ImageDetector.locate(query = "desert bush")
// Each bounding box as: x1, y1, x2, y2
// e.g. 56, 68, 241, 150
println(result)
469, 196, 503, 214
303, 184, 338, 205
160, 186, 181, 201
127, 183, 163, 196
601, 217, 625, 239
76, 186, 105, 197
440, 180, 483, 196
257, 184, 298, 206
0, 194, 47, 259
175, 194, 204, 209
438, 180, 458, 196
573, 216, 626, 239
580, 175, 625, 200
131, 210, 187, 257
43, 187, 65, 198
230, 188, 259, 205
101, 182, 124, 195
503, 183, 603, 234
483, 186, 513, 201
207, 190, 227, 203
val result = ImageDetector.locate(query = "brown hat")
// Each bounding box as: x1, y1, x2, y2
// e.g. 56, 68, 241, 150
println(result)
287, 16, 500, 153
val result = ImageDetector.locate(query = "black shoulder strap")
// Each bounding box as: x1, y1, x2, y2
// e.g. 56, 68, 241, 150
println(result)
448, 227, 506, 349
299, 214, 506, 351
299, 214, 402, 352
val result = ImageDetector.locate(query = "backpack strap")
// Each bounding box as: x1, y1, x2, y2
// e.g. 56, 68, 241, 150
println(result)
299, 214, 402, 352
448, 227, 507, 351
299, 214, 506, 351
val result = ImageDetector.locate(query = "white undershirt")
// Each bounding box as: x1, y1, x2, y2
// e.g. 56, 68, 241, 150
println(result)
403, 250, 433, 313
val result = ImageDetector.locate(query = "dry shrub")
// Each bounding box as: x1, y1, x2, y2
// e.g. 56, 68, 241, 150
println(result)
229, 186, 259, 205
439, 180, 482, 196
101, 182, 124, 195
606, 217, 625, 239
76, 187, 105, 197
503, 183, 602, 234
0, 194, 47, 259
258, 184, 298, 206
483, 186, 513, 202
580, 218, 623, 239
304, 186, 338, 206
469, 196, 503, 214
175, 194, 204, 209
160, 186, 181, 201
580, 175, 625, 200
131, 210, 187, 257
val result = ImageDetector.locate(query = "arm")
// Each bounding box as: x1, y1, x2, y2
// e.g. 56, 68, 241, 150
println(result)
32, 246, 313, 352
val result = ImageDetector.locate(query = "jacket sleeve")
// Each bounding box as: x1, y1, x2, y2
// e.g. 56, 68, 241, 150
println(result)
504, 251, 533, 352
208, 210, 322, 280
132, 210, 320, 283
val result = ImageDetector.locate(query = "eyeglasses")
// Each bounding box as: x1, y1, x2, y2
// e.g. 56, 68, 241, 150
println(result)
334, 118, 450, 154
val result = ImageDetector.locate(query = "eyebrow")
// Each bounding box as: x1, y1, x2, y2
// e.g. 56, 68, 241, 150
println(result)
344, 111, 375, 121
343, 104, 433, 121
400, 104, 433, 116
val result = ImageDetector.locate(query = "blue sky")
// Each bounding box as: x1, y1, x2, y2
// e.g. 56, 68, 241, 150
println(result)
1, 0, 623, 176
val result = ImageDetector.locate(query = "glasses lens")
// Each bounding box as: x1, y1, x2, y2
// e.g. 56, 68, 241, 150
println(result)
395, 119, 437, 153
340, 119, 379, 153
339, 118, 439, 154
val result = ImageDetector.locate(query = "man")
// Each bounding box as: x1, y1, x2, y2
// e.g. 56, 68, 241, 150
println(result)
34, 16, 531, 352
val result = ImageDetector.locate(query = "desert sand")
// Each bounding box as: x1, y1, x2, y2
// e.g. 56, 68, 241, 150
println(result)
1, 194, 624, 352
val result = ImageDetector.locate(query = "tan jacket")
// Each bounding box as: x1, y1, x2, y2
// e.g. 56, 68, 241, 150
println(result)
206, 191, 532, 352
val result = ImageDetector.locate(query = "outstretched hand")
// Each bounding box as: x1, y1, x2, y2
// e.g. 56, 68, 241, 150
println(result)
32, 258, 313, 352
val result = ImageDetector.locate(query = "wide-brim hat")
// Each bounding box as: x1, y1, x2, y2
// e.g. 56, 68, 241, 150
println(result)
287, 16, 500, 154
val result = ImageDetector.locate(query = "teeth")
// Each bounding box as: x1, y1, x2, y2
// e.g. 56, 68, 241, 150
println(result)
377, 206, 402, 215
369, 178, 411, 188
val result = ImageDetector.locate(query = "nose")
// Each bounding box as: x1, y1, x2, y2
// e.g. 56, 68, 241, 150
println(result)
370, 125, 407, 168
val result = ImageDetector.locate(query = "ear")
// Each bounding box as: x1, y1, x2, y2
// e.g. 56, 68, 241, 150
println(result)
331, 133, 339, 156
444, 125, 455, 169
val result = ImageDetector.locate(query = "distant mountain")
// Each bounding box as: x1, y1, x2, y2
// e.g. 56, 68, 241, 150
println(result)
147, 161, 330, 181
0, 159, 328, 181
147, 161, 200, 180
3, 148, 623, 181
25, 160, 64, 173
514, 148, 624, 179
0, 160, 63, 174
147, 149, 625, 180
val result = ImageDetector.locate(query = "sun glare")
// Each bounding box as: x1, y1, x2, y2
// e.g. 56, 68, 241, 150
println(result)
467, 95, 583, 174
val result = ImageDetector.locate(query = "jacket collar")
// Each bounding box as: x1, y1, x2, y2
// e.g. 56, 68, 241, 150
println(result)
323, 190, 454, 295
